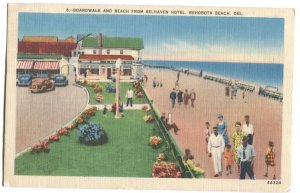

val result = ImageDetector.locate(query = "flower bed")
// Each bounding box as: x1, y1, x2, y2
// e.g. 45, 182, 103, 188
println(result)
77, 123, 108, 145
150, 136, 162, 148
31, 140, 50, 154
133, 81, 144, 98
30, 107, 98, 154
152, 153, 181, 178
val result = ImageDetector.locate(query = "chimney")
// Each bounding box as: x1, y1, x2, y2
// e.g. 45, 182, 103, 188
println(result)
98, 33, 103, 48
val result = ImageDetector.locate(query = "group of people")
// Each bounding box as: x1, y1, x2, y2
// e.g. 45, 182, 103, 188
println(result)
205, 114, 276, 180
169, 88, 196, 109
225, 81, 247, 102
152, 77, 163, 88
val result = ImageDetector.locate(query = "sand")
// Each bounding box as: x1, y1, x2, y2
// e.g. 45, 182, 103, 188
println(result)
144, 67, 282, 179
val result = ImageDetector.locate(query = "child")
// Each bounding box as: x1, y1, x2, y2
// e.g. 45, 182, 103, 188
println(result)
223, 144, 233, 175
204, 122, 211, 153
242, 91, 246, 103
264, 141, 276, 180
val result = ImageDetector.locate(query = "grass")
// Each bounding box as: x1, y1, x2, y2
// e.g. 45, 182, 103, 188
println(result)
15, 110, 174, 177
85, 82, 148, 105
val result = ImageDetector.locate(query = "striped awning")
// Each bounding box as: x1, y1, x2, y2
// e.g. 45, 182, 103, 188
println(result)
34, 61, 60, 70
17, 60, 34, 69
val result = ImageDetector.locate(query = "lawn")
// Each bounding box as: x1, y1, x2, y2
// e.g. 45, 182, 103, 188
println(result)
85, 82, 148, 105
15, 110, 173, 177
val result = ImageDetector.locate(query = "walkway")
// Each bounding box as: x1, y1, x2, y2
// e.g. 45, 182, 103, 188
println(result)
16, 74, 88, 154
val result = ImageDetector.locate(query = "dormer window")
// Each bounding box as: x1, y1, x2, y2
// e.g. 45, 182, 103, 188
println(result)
106, 50, 110, 54
120, 50, 124, 54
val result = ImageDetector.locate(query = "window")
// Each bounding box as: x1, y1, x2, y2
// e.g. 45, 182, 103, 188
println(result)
106, 50, 110, 54
120, 50, 124, 54
123, 69, 132, 76
112, 67, 116, 75
93, 50, 97, 54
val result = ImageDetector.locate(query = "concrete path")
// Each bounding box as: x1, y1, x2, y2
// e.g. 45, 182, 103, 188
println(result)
16, 74, 88, 154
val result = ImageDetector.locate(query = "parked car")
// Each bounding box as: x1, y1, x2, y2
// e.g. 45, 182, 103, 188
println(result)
17, 74, 33, 86
54, 75, 68, 86
30, 78, 55, 93
36, 73, 49, 78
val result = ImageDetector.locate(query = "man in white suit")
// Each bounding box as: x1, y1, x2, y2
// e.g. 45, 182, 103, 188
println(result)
208, 126, 225, 177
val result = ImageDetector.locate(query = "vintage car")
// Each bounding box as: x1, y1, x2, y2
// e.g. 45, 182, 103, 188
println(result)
17, 74, 33, 86
54, 75, 68, 86
30, 78, 55, 93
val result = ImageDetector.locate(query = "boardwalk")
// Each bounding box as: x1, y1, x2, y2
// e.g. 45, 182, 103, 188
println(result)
144, 68, 282, 179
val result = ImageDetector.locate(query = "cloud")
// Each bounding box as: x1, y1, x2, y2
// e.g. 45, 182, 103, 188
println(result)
143, 39, 283, 63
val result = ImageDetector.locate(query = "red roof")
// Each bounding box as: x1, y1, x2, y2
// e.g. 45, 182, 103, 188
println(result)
79, 54, 134, 61
18, 42, 76, 57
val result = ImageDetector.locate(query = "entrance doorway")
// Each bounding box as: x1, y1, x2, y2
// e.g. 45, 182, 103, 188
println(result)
107, 68, 112, 79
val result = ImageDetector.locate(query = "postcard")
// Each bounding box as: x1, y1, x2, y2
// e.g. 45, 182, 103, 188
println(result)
4, 3, 294, 192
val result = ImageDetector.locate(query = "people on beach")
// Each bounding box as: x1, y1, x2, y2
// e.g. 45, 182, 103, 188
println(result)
264, 141, 276, 180
216, 113, 229, 145
170, 88, 177, 108
238, 136, 256, 180
208, 126, 225, 177
177, 90, 183, 107
232, 121, 247, 173
190, 89, 196, 108
125, 88, 134, 107
204, 122, 211, 153
183, 89, 190, 107
243, 115, 254, 145
223, 144, 233, 176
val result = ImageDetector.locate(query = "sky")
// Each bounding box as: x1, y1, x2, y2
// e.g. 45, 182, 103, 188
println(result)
19, 13, 284, 63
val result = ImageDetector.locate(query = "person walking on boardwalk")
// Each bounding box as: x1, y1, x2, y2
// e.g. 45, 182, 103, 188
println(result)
152, 77, 157, 88
190, 89, 196, 108
204, 122, 211, 153
243, 115, 254, 145
125, 88, 134, 107
170, 88, 177, 109
223, 144, 233, 176
264, 141, 276, 180
232, 121, 247, 173
216, 113, 229, 145
238, 136, 256, 180
208, 126, 225, 177
233, 83, 238, 99
225, 84, 230, 97
183, 89, 190, 107
177, 89, 183, 107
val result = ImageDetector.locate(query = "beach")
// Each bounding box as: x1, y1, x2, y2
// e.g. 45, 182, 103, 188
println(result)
144, 67, 282, 179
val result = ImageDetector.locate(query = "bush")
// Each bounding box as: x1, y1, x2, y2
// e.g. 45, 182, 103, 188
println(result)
77, 123, 108, 145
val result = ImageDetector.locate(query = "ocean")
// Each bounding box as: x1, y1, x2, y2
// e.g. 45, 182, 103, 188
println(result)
143, 60, 283, 89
